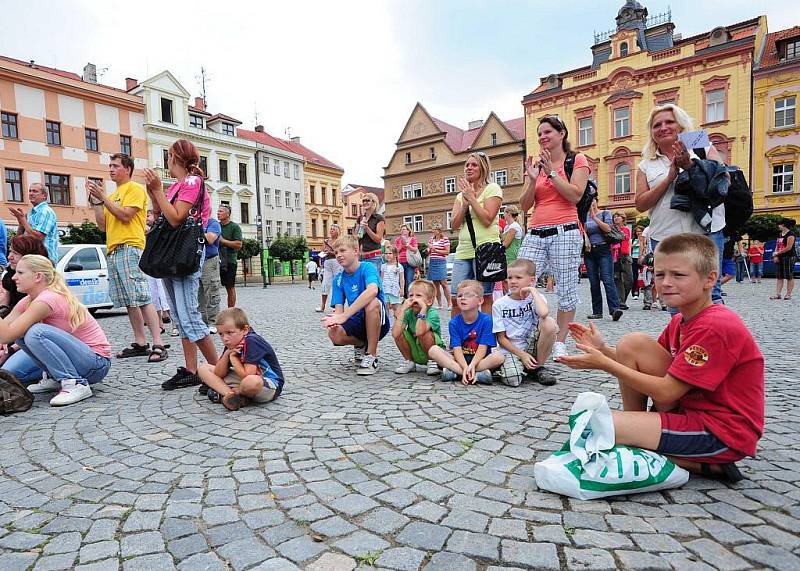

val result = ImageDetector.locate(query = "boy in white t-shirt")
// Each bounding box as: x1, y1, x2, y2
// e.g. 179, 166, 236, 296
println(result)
491, 259, 558, 386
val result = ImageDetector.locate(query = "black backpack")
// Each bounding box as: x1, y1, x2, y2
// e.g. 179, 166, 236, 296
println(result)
694, 148, 753, 238
0, 370, 33, 414
564, 151, 598, 225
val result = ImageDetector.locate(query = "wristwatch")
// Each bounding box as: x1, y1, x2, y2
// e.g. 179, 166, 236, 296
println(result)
547, 170, 557, 179
417, 312, 427, 319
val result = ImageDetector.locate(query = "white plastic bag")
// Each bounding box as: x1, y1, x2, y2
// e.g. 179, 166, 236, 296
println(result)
534, 392, 689, 500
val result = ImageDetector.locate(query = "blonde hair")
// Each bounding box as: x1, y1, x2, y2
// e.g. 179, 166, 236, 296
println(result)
20, 255, 86, 331
361, 192, 379, 209
333, 235, 359, 251
654, 233, 718, 277
329, 223, 341, 237
384, 243, 398, 260
504, 204, 520, 217
642, 104, 694, 161
215, 307, 250, 329
456, 279, 484, 297
509, 258, 536, 277
466, 153, 491, 185
409, 279, 436, 300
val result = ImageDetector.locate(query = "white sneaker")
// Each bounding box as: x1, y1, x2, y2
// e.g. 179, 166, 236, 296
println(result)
394, 360, 416, 374
315, 306, 324, 313
353, 346, 366, 365
357, 354, 378, 375
27, 377, 61, 394
426, 360, 440, 375
209, 326, 217, 334
50, 380, 93, 407
552, 341, 568, 362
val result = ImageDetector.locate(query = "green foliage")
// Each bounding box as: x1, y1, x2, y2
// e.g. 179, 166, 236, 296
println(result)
237, 238, 262, 261
635, 216, 650, 228
268, 234, 308, 262
61, 220, 105, 244
743, 214, 783, 242
449, 238, 458, 253
417, 242, 428, 259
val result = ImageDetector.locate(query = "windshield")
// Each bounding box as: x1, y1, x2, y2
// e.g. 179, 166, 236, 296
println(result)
57, 246, 71, 262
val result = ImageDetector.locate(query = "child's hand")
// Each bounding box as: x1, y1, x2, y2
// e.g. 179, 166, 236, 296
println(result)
519, 286, 535, 298
401, 298, 415, 310
568, 322, 606, 351
462, 363, 477, 385
559, 343, 607, 370
322, 313, 347, 328
520, 353, 537, 370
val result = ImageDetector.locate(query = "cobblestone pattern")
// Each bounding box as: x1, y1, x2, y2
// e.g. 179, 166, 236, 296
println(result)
0, 282, 798, 570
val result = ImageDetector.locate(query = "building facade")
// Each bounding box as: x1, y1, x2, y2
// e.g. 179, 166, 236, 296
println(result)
522, 1, 767, 218
342, 183, 384, 235
0, 57, 146, 230
752, 26, 800, 221
238, 126, 306, 242
127, 71, 257, 238
383, 103, 525, 243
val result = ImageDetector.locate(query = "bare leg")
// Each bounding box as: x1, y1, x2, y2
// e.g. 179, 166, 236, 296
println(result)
428, 346, 465, 374
787, 277, 795, 298
126, 306, 147, 346
320, 293, 328, 310
610, 410, 662, 450
615, 332, 674, 411
393, 330, 414, 361
775, 278, 784, 297
536, 317, 557, 363
182, 335, 219, 373
555, 309, 575, 343
476, 352, 504, 371
226, 286, 237, 308
450, 296, 459, 318
141, 303, 163, 346
328, 325, 364, 348
197, 364, 233, 397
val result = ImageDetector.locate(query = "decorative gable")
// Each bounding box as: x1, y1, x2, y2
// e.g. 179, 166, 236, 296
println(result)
397, 103, 442, 144
141, 70, 190, 98
470, 113, 515, 149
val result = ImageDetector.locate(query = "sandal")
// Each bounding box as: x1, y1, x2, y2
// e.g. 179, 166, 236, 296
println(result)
769, 295, 782, 300
784, 295, 793, 300
148, 344, 169, 363
699, 462, 744, 483
117, 343, 150, 359
222, 392, 250, 411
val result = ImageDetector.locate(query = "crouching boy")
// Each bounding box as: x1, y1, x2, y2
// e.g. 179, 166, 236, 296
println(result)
322, 235, 390, 375
428, 280, 503, 385
198, 308, 284, 411
393, 279, 446, 375
492, 259, 558, 386
560, 234, 764, 481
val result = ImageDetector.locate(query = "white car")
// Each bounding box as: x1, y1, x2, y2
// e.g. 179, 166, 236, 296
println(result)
56, 244, 114, 313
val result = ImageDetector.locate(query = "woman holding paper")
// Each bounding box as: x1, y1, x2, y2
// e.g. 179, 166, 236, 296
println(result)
635, 104, 726, 305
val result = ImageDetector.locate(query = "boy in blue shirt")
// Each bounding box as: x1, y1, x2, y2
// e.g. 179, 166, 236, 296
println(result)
428, 280, 503, 384
198, 308, 284, 411
323, 236, 390, 375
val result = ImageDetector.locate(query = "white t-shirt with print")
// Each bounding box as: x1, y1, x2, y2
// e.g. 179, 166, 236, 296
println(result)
491, 293, 542, 355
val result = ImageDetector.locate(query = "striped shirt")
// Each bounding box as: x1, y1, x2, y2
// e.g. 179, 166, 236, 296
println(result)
427, 236, 450, 259
28, 201, 59, 263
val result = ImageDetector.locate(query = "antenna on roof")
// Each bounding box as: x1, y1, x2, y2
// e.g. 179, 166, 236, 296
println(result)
196, 66, 210, 108
254, 102, 259, 126
285, 126, 292, 138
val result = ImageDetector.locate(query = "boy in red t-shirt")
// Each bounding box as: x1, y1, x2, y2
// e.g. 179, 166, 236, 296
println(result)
560, 233, 764, 482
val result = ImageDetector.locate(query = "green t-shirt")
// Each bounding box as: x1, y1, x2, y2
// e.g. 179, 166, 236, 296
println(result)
220, 221, 243, 265
401, 306, 445, 364
454, 183, 503, 260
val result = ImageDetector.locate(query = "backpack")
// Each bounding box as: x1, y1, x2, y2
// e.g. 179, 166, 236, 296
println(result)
564, 151, 598, 225
0, 371, 33, 415
694, 148, 753, 238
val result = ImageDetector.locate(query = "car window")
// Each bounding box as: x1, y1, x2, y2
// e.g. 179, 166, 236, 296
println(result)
57, 246, 71, 262
68, 248, 102, 271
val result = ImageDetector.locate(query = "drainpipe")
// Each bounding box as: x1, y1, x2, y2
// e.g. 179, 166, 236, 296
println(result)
254, 147, 268, 287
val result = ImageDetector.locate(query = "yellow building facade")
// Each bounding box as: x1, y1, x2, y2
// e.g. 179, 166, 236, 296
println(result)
522, 2, 766, 221
299, 158, 344, 251
752, 26, 800, 221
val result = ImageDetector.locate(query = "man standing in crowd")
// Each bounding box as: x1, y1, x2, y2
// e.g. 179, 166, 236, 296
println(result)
218, 204, 242, 308
199, 215, 222, 332
9, 182, 59, 263
88, 154, 168, 363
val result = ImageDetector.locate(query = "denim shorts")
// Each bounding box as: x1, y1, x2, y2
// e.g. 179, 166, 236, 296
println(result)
450, 259, 494, 296
162, 250, 210, 342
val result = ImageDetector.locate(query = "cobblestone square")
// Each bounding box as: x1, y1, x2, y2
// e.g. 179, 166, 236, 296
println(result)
1, 281, 798, 570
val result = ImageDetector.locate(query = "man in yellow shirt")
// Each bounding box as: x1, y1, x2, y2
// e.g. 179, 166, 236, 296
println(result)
88, 154, 167, 363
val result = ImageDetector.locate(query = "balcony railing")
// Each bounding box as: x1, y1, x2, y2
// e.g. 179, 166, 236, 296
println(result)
609, 192, 636, 206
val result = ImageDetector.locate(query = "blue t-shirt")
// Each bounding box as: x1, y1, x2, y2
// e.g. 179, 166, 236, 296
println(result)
585, 210, 613, 246
204, 218, 222, 258
449, 311, 496, 356
330, 261, 384, 307
242, 329, 284, 395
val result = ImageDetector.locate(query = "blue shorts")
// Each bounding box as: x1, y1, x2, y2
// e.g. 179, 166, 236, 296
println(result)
342, 304, 391, 343
656, 412, 743, 463
450, 259, 494, 296
721, 258, 735, 277
385, 293, 401, 305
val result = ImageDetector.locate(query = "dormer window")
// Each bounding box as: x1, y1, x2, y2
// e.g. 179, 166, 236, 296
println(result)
779, 38, 800, 61
709, 27, 731, 47
222, 122, 235, 136
190, 114, 204, 128
490, 133, 497, 146
619, 42, 628, 57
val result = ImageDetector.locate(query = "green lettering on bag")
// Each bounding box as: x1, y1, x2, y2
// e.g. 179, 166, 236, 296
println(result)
562, 447, 678, 492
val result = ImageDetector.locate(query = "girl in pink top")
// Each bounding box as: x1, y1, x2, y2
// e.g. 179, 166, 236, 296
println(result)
144, 139, 218, 391
0, 255, 111, 407
518, 116, 590, 361
395, 225, 419, 297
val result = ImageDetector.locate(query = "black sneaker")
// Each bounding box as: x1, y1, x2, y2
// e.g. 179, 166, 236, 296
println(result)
612, 309, 623, 321
587, 314, 603, 320
526, 366, 558, 386
207, 389, 222, 404
198, 383, 209, 395
161, 367, 201, 390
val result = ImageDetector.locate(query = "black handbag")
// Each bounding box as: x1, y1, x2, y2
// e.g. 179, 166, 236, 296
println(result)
139, 179, 206, 278
604, 225, 626, 244
465, 211, 506, 282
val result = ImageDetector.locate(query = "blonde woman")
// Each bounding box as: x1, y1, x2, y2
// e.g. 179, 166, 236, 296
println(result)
0, 255, 111, 406
427, 223, 451, 309
395, 224, 419, 297
355, 192, 386, 272
450, 152, 503, 315
317, 223, 343, 312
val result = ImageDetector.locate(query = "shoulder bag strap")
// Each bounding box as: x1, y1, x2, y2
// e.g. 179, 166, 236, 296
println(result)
464, 210, 478, 249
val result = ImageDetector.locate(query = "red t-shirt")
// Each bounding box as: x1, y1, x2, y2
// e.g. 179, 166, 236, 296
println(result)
658, 304, 764, 457
748, 245, 763, 263
394, 235, 418, 264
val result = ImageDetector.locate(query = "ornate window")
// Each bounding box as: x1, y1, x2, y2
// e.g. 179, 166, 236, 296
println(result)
614, 163, 631, 194
701, 76, 730, 124
775, 96, 796, 129
578, 117, 593, 147
773, 164, 794, 193
613, 107, 630, 138
402, 183, 422, 199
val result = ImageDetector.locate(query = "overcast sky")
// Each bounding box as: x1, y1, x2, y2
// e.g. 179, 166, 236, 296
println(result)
0, 0, 795, 186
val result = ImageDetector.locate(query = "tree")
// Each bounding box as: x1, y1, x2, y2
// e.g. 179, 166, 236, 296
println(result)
635, 216, 650, 228
237, 238, 262, 284
61, 221, 105, 244
743, 214, 783, 242
268, 234, 308, 282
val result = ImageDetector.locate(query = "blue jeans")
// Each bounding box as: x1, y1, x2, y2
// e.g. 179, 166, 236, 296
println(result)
735, 258, 747, 282
8, 323, 111, 385
584, 244, 619, 315
360, 254, 383, 274
750, 261, 763, 278
2, 347, 44, 383
401, 262, 416, 297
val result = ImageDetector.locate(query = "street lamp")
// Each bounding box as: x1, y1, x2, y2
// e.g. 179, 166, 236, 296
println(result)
262, 237, 272, 288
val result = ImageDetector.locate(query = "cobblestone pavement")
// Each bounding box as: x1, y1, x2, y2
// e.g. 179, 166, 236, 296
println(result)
1, 280, 799, 571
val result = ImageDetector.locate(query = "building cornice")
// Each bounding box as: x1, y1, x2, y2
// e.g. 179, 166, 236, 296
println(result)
144, 123, 258, 153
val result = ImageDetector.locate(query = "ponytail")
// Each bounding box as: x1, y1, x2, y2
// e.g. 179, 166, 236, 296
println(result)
19, 255, 87, 331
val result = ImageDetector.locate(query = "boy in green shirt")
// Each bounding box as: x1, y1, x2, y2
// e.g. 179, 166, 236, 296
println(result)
392, 279, 444, 375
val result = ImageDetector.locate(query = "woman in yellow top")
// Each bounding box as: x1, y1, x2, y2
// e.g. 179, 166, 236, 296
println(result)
449, 152, 503, 316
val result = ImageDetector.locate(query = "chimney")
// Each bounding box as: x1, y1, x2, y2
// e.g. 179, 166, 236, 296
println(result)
290, 136, 300, 144
255, 125, 265, 133
83, 63, 97, 83
194, 96, 205, 111
29, 60, 35, 68
468, 119, 484, 130
125, 77, 138, 91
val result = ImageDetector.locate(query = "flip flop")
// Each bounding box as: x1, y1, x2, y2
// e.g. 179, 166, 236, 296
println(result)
700, 462, 744, 483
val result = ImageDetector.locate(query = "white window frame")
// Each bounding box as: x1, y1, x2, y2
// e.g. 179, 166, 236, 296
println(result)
285, 191, 291, 208
262, 157, 270, 174
296, 222, 302, 236
578, 117, 593, 147
283, 161, 290, 177
490, 133, 497, 146
613, 107, 630, 138
294, 193, 301, 208
772, 163, 794, 194
775, 96, 796, 128
444, 177, 456, 193
706, 89, 725, 123
294, 164, 300, 179
446, 211, 452, 230
274, 189, 281, 207
273, 161, 280, 175
404, 214, 424, 233
264, 188, 271, 206
492, 169, 507, 187
402, 182, 422, 200
265, 220, 272, 237
276, 221, 283, 236
614, 163, 631, 194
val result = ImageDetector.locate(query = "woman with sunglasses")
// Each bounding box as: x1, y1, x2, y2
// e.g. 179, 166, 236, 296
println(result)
355, 193, 385, 272
449, 152, 503, 316
518, 116, 589, 361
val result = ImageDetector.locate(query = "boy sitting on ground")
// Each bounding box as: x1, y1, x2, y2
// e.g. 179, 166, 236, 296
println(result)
560, 234, 764, 482
492, 259, 558, 387
393, 279, 445, 375
198, 308, 284, 411
322, 235, 390, 375
429, 280, 503, 385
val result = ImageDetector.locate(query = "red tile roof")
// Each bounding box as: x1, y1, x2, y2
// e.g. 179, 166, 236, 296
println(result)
0, 55, 82, 81
238, 129, 343, 172
431, 114, 524, 153
759, 26, 800, 69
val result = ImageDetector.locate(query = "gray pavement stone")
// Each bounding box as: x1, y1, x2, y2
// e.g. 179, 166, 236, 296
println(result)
573, 529, 634, 549
564, 547, 617, 571
218, 538, 276, 570
615, 550, 672, 570
500, 540, 560, 570
396, 521, 451, 550
33, 553, 78, 571
685, 538, 751, 570
79, 540, 119, 564
376, 547, 427, 571
120, 531, 166, 558
177, 552, 226, 571
304, 553, 356, 571
167, 534, 208, 560
423, 552, 477, 571
361, 507, 410, 534
122, 553, 176, 571
333, 530, 390, 557
441, 510, 489, 533
733, 543, 800, 569
445, 530, 499, 560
